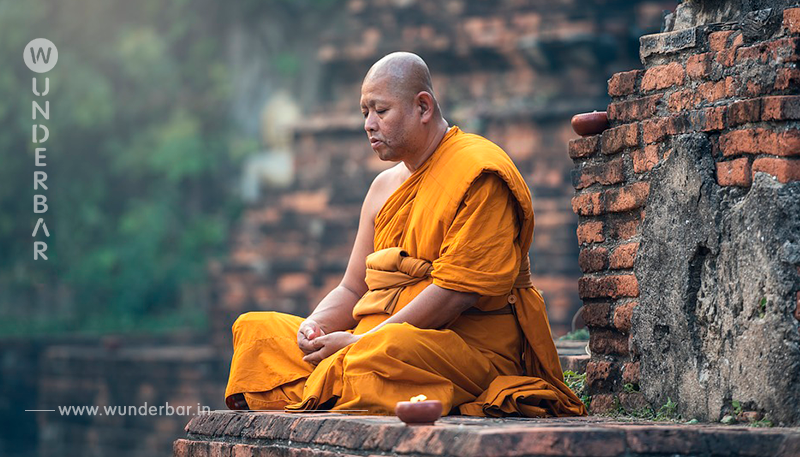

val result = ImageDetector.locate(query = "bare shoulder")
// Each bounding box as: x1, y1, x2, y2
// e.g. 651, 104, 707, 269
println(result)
363, 163, 409, 220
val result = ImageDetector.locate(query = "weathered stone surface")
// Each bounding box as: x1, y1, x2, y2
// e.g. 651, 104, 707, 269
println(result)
664, 1, 797, 32
632, 133, 800, 425
175, 412, 800, 457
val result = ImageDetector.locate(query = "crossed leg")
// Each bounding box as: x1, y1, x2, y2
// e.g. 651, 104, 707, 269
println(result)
224, 311, 312, 411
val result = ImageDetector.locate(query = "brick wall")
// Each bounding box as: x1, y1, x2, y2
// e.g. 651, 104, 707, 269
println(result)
36, 342, 227, 457
0, 335, 227, 457
570, 5, 800, 423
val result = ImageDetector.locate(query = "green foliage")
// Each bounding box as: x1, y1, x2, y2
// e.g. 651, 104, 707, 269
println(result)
558, 327, 590, 341
732, 399, 743, 415
0, 0, 246, 334
749, 418, 774, 427
655, 397, 680, 421
623, 383, 639, 393
563, 370, 591, 408
758, 297, 767, 318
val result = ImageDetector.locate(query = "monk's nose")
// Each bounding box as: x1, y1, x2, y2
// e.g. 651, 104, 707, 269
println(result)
364, 111, 378, 133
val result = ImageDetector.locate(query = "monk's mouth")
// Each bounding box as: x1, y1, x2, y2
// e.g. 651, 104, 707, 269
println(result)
370, 140, 384, 149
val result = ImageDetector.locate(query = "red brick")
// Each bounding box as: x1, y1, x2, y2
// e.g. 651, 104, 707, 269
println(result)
174, 439, 191, 457
589, 394, 617, 413
720, 128, 800, 157
601, 123, 639, 154
608, 69, 642, 96
590, 328, 631, 355
572, 183, 649, 216
232, 444, 257, 457
577, 221, 604, 244
209, 442, 233, 456
725, 77, 738, 97
622, 361, 641, 385
582, 302, 612, 327
571, 158, 625, 189
709, 31, 734, 52
744, 80, 765, 97
769, 37, 800, 62
609, 242, 639, 269
762, 95, 800, 121
701, 106, 727, 131
607, 215, 642, 241
392, 426, 453, 455
641, 118, 667, 144
716, 47, 738, 66
736, 42, 770, 64
697, 79, 732, 104
607, 95, 661, 122
720, 128, 763, 156
716, 158, 752, 187
188, 440, 211, 457
569, 135, 601, 159
632, 145, 659, 173
785, 7, 800, 35
775, 68, 800, 90
727, 98, 762, 126
572, 191, 602, 216
668, 90, 696, 112
579, 247, 609, 273
641, 116, 685, 144
586, 360, 614, 387
640, 62, 685, 92
604, 182, 650, 214
686, 52, 713, 79
614, 301, 638, 333
579, 274, 640, 299
752, 157, 800, 183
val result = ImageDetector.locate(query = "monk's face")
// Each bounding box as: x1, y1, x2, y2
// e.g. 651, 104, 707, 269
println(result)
360, 76, 422, 162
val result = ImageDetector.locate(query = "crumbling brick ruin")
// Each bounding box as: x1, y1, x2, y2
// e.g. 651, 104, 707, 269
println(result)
571, 0, 800, 424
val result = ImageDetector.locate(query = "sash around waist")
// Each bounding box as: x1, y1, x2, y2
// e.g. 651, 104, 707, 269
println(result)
351, 247, 532, 319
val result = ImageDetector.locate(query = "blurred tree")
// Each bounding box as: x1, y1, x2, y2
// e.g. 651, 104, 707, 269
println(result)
0, 0, 253, 334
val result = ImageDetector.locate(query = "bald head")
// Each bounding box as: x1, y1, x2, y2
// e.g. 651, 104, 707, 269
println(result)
360, 52, 448, 169
363, 52, 437, 109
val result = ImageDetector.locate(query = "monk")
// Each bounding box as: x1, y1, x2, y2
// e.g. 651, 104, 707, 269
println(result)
224, 52, 587, 417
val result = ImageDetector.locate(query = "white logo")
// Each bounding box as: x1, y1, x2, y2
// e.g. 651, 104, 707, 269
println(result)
23, 38, 58, 73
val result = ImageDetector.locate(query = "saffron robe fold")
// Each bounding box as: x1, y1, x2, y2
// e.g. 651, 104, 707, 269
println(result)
224, 126, 587, 417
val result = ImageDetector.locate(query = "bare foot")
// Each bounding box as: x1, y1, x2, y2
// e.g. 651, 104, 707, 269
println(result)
226, 393, 249, 411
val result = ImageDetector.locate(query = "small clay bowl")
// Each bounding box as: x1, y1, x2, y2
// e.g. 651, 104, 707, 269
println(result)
571, 111, 609, 137
395, 400, 443, 425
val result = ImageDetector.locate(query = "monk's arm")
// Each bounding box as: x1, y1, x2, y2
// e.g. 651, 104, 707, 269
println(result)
362, 284, 478, 334
304, 169, 392, 334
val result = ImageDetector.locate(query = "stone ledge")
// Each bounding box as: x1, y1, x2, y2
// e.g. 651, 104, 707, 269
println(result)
174, 411, 800, 457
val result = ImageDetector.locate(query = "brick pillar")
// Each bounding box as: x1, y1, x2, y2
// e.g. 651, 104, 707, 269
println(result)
569, 6, 800, 422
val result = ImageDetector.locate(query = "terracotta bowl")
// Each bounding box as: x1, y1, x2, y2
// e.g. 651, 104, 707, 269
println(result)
571, 111, 609, 137
395, 400, 443, 425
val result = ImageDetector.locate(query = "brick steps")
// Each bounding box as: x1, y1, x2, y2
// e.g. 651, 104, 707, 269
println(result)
173, 411, 800, 457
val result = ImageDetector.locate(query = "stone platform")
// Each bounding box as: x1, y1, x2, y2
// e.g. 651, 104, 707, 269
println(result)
173, 411, 800, 457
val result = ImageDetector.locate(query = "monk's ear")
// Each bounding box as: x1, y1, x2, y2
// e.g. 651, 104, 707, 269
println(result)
416, 91, 434, 123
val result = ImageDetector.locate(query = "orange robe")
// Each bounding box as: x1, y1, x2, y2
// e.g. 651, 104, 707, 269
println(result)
224, 126, 587, 417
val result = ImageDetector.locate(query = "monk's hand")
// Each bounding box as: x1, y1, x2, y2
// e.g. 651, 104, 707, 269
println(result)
297, 319, 327, 355
301, 332, 361, 366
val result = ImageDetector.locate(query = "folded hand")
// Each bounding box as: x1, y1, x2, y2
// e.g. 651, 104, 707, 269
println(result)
297, 319, 327, 355
302, 331, 361, 366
